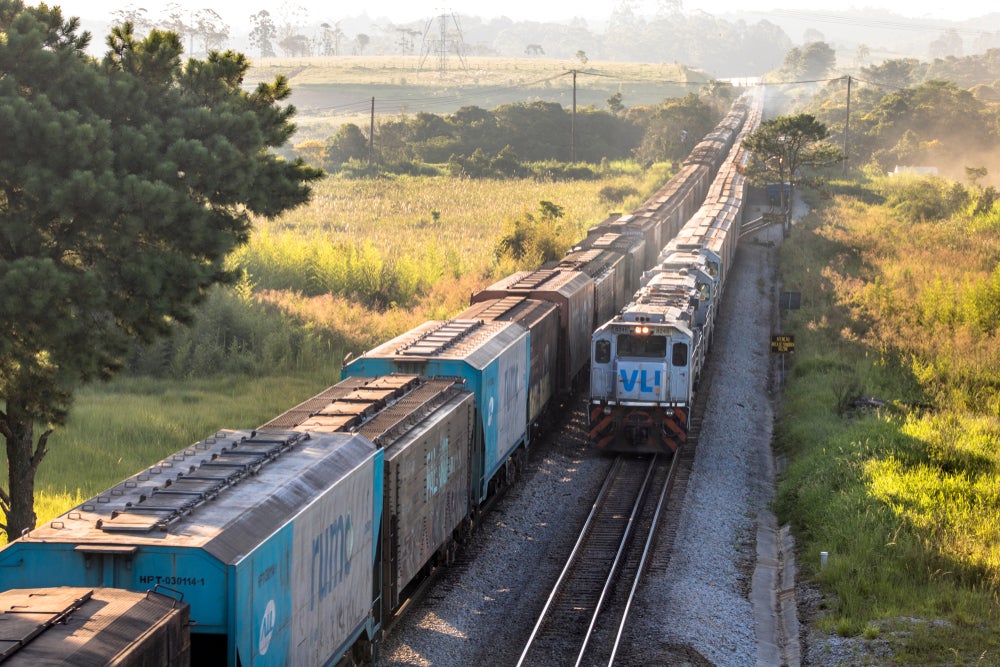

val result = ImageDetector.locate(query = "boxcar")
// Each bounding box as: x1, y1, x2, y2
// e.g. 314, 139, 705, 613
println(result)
550, 248, 625, 332
342, 319, 529, 504
264, 374, 476, 620
371, 383, 474, 612
471, 269, 593, 394
0, 430, 384, 667
0, 587, 190, 666
456, 296, 559, 433
604, 213, 663, 270
576, 232, 647, 306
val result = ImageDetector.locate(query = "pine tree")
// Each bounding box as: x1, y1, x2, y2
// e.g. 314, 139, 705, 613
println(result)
0, 1, 322, 539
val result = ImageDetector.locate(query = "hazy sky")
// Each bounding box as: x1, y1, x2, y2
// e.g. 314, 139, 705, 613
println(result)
54, 0, 983, 25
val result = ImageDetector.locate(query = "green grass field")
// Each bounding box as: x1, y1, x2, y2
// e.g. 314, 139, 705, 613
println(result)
774, 174, 1000, 662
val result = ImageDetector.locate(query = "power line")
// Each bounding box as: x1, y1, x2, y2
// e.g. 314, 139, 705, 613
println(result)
298, 69, 707, 115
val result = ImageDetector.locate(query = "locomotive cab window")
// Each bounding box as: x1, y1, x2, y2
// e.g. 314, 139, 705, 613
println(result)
595, 339, 611, 364
617, 334, 667, 358
672, 342, 688, 367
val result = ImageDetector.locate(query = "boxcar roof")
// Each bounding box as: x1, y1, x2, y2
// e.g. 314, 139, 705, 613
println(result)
360, 319, 526, 370
457, 296, 559, 331
17, 430, 377, 563
0, 587, 188, 664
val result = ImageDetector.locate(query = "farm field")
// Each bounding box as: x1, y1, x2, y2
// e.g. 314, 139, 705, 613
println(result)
246, 56, 708, 141
233, 166, 666, 329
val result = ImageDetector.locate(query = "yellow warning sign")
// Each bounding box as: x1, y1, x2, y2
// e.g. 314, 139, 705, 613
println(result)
770, 334, 795, 354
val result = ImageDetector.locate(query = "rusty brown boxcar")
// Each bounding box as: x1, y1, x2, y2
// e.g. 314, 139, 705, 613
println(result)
471, 269, 594, 394
550, 248, 625, 331
0, 587, 190, 666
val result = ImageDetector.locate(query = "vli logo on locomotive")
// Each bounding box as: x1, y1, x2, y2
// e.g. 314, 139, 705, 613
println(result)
619, 369, 662, 393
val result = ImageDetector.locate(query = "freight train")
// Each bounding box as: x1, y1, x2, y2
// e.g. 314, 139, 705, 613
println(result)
588, 94, 761, 454
0, 89, 760, 666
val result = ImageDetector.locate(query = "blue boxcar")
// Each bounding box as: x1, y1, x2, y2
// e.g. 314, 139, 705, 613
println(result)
342, 319, 529, 504
0, 430, 384, 667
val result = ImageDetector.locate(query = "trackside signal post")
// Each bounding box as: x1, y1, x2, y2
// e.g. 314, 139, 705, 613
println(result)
780, 291, 801, 314
773, 291, 799, 385
770, 333, 794, 385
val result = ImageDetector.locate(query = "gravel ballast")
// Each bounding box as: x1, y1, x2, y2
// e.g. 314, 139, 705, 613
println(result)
380, 217, 788, 666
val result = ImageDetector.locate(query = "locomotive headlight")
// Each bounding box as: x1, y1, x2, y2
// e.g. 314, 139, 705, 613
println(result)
633, 325, 651, 335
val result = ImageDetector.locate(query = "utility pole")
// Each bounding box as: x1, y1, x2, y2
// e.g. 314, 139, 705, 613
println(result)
843, 75, 851, 173
571, 70, 577, 163
369, 96, 375, 170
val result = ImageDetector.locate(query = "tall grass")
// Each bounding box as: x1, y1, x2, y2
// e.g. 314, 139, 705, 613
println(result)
230, 164, 667, 351
775, 174, 1000, 662
229, 167, 660, 310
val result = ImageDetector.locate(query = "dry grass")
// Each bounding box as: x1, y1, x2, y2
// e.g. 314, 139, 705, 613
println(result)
247, 56, 701, 88
234, 166, 668, 347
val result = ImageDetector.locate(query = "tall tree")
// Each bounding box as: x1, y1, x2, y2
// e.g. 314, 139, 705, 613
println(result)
631, 93, 719, 166
0, 2, 322, 540
278, 33, 311, 56
784, 41, 836, 79
192, 8, 229, 54
249, 10, 277, 58
858, 80, 994, 169
111, 6, 152, 38
324, 123, 369, 167
741, 114, 843, 203
354, 33, 370, 55
861, 57, 922, 88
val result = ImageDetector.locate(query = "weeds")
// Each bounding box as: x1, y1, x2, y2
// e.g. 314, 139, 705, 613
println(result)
776, 173, 1000, 662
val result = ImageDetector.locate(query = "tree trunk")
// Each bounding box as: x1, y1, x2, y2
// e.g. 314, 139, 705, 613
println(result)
3, 401, 39, 541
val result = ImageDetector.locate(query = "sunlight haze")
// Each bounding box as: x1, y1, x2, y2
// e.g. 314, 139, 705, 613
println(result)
54, 0, 985, 25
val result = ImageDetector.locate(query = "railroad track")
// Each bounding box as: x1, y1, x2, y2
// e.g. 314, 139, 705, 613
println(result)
516, 451, 678, 667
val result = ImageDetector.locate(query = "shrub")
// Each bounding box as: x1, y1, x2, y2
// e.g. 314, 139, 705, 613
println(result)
126, 282, 335, 379
877, 175, 970, 222
494, 200, 575, 268
526, 161, 598, 181
598, 183, 639, 203
961, 266, 1000, 333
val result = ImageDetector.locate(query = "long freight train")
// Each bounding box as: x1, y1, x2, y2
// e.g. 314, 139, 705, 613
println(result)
589, 95, 761, 454
0, 89, 761, 666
